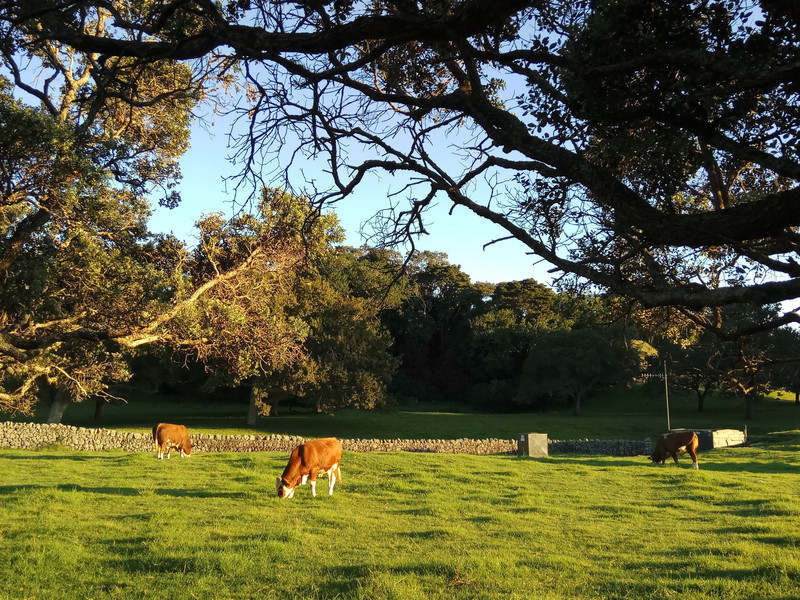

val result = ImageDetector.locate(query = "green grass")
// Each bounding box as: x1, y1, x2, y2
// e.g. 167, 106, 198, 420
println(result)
2, 388, 800, 598
1, 446, 800, 599
12, 385, 800, 443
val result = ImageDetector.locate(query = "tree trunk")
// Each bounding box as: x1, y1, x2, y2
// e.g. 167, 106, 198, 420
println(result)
94, 398, 106, 420
46, 388, 71, 424
247, 386, 259, 427
744, 393, 754, 420
696, 384, 713, 412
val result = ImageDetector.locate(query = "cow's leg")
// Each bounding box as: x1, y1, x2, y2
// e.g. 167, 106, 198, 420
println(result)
688, 448, 699, 469
328, 463, 339, 495
310, 480, 317, 497
670, 452, 679, 466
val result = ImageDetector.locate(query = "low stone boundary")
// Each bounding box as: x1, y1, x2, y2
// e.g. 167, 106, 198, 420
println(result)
0, 422, 652, 456
548, 438, 651, 457
341, 437, 517, 454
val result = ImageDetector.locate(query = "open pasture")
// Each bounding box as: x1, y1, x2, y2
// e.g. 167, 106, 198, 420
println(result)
2, 444, 799, 599
26, 386, 800, 442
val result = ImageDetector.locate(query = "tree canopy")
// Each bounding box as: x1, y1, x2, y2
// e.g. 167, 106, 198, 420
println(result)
2, 0, 798, 339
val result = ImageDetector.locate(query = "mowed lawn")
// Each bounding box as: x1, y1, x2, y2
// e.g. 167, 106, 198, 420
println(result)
1, 443, 800, 599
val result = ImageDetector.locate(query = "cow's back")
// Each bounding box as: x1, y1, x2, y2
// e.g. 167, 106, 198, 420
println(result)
154, 423, 178, 444
283, 437, 341, 478
153, 423, 191, 448
664, 431, 697, 451
301, 437, 341, 469
159, 423, 186, 436
650, 431, 699, 467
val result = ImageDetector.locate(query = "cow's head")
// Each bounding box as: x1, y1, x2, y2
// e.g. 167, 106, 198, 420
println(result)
181, 440, 193, 457
648, 444, 666, 464
276, 477, 295, 499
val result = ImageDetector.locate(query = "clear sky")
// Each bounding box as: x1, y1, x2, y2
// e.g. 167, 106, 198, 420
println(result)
149, 119, 555, 286
3, 45, 549, 286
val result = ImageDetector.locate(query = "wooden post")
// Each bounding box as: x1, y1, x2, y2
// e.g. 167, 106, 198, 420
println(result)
664, 362, 671, 432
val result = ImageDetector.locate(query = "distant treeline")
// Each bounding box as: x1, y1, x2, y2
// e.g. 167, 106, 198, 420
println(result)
3, 184, 798, 423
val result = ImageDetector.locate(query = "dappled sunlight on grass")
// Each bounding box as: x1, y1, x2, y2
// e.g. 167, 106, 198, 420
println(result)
2, 445, 800, 599
1, 387, 798, 599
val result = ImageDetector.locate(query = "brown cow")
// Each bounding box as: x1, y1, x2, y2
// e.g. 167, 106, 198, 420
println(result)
276, 437, 342, 498
649, 430, 699, 469
152, 423, 193, 460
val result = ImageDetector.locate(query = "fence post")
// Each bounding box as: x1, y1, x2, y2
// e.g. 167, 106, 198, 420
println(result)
664, 362, 671, 431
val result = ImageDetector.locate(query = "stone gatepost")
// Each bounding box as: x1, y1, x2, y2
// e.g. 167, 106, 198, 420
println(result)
517, 433, 548, 458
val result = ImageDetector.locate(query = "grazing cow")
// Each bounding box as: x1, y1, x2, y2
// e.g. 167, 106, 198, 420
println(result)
276, 437, 342, 498
152, 423, 193, 460
649, 430, 699, 469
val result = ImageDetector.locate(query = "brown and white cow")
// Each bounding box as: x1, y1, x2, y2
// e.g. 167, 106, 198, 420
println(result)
649, 430, 699, 469
276, 437, 342, 498
152, 423, 193, 460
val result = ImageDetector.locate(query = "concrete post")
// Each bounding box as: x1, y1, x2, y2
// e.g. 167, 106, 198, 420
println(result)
517, 433, 548, 457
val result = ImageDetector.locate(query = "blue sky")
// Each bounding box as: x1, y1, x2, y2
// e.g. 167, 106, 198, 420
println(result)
3, 45, 550, 286
149, 120, 554, 286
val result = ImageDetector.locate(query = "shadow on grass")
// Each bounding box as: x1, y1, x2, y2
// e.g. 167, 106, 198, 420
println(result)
0, 484, 242, 499
289, 555, 800, 600
290, 565, 371, 598
546, 454, 800, 474
286, 562, 477, 598
610, 555, 800, 591
545, 456, 650, 468
111, 554, 201, 575
714, 497, 796, 518
697, 460, 800, 474
754, 534, 800, 547
0, 453, 103, 461
405, 529, 450, 539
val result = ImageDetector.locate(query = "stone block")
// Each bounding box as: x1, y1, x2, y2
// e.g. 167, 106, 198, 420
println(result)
517, 433, 548, 458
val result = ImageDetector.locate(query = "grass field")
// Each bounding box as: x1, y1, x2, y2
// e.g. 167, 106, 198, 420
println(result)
1, 444, 799, 599
14, 385, 800, 442
2, 388, 800, 599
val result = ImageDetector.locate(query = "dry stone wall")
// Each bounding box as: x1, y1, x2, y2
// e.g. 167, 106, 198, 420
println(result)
548, 438, 652, 456
0, 421, 653, 456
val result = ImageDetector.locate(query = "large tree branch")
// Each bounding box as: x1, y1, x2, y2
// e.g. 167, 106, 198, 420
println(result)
22, 0, 535, 59
17, 2, 800, 250
7, 0, 800, 321
1, 244, 272, 360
